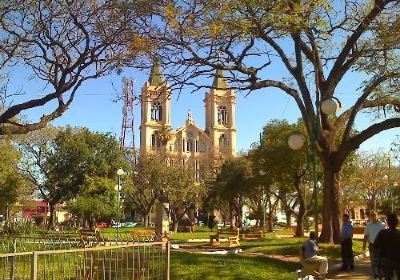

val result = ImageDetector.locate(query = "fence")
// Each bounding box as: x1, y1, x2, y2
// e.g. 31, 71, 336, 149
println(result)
0, 241, 170, 280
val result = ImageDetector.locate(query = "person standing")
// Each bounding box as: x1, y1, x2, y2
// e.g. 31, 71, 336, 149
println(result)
341, 213, 354, 271
363, 210, 386, 279
374, 213, 400, 280
302, 231, 329, 277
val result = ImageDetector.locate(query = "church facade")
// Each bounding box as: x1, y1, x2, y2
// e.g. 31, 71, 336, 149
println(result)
139, 64, 237, 178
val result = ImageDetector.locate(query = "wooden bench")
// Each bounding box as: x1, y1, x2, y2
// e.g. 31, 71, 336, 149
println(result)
79, 229, 103, 247
210, 227, 240, 248
131, 230, 156, 241
240, 227, 264, 240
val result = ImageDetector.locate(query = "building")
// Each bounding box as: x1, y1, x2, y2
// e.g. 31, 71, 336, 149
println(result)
139, 63, 237, 176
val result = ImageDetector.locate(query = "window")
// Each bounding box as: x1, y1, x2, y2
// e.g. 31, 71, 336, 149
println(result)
151, 133, 156, 149
151, 133, 160, 149
219, 134, 229, 148
195, 160, 200, 179
195, 139, 199, 152
186, 139, 193, 152
217, 106, 228, 125
151, 102, 162, 121
182, 138, 186, 152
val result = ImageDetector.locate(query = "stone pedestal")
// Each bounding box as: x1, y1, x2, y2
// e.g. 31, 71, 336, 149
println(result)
155, 202, 170, 238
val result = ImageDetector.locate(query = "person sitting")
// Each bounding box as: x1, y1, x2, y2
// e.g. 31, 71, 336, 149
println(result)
302, 231, 329, 278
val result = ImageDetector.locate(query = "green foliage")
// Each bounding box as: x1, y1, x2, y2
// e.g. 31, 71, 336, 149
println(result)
3, 219, 36, 236
67, 176, 118, 223
32, 216, 44, 227
0, 139, 30, 216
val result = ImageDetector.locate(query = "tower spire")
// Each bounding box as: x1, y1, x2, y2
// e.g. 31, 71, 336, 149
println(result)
212, 69, 227, 90
148, 58, 164, 86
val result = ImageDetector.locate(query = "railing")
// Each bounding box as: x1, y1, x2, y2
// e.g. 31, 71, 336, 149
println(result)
0, 241, 170, 280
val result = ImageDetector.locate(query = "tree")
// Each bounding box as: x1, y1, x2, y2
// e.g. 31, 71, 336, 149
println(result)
249, 120, 313, 236
0, 138, 31, 219
125, 153, 167, 226
0, 0, 143, 135
18, 127, 126, 229
138, 0, 400, 243
67, 177, 117, 228
214, 156, 253, 228
343, 151, 400, 213
165, 164, 205, 232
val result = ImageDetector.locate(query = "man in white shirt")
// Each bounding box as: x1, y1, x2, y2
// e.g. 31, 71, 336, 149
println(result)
302, 231, 329, 277
363, 211, 386, 279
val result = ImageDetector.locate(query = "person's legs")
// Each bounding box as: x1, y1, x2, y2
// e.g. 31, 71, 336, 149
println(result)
341, 239, 353, 270
381, 258, 394, 280
341, 242, 348, 270
307, 255, 329, 275
369, 246, 383, 278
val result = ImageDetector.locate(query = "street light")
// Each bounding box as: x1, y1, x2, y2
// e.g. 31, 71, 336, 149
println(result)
116, 168, 125, 237
288, 98, 340, 240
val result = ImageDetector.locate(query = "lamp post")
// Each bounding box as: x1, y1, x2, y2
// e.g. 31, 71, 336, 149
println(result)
116, 168, 125, 237
288, 98, 340, 240
383, 171, 398, 213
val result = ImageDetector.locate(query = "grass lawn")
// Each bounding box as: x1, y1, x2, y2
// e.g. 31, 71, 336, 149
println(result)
171, 252, 300, 280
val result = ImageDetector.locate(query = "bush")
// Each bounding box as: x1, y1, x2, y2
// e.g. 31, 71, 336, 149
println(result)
3, 219, 36, 235
32, 216, 44, 227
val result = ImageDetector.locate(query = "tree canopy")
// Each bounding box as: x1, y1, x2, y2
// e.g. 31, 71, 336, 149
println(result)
134, 0, 400, 243
0, 0, 146, 135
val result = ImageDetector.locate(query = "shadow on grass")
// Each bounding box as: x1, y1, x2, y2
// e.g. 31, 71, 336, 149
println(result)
171, 251, 301, 280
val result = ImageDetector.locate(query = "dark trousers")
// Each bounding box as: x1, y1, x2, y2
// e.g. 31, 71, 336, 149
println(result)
381, 258, 400, 280
341, 238, 354, 269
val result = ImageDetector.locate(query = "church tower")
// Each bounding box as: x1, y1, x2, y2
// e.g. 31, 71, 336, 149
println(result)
140, 61, 171, 152
204, 69, 236, 157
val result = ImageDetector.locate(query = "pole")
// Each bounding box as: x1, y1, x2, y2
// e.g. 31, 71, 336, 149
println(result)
312, 152, 318, 240
117, 175, 120, 238
389, 157, 393, 213
262, 187, 266, 231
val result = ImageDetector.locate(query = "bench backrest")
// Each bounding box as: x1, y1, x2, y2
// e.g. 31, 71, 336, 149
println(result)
218, 227, 239, 236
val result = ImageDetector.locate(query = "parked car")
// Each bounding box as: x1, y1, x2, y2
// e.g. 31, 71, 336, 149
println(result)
111, 222, 122, 228
122, 222, 137, 228
97, 222, 108, 228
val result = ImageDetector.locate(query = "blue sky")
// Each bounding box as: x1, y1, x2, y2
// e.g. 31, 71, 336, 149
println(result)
7, 63, 398, 154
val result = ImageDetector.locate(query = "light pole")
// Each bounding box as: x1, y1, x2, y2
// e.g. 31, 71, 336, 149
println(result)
116, 168, 125, 237
288, 98, 340, 240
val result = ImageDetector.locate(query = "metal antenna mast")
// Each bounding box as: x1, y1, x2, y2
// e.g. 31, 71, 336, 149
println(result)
120, 77, 136, 160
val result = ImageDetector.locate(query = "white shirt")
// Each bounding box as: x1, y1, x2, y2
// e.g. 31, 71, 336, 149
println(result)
364, 220, 386, 244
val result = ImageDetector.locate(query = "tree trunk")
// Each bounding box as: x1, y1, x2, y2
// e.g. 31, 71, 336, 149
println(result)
320, 167, 342, 244
47, 203, 55, 230
285, 210, 292, 228
144, 214, 150, 227
295, 205, 305, 237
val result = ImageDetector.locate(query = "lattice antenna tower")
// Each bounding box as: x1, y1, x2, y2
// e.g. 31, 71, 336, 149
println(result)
120, 77, 137, 160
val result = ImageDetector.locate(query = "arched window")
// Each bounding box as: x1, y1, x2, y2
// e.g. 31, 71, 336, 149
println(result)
186, 139, 193, 152
151, 133, 156, 149
217, 106, 228, 125
151, 102, 162, 121
219, 134, 228, 148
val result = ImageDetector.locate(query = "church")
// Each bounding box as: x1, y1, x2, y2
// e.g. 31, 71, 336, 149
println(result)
139, 63, 237, 178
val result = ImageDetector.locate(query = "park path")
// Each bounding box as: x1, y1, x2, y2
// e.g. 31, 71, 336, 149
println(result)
327, 256, 373, 280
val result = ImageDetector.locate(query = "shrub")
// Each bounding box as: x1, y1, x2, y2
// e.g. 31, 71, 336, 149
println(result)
32, 216, 44, 227
3, 219, 36, 235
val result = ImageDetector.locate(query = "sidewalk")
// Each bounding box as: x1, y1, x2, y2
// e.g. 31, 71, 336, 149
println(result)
328, 256, 373, 280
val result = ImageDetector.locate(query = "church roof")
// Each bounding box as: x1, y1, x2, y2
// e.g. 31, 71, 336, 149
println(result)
212, 69, 227, 90
148, 59, 164, 86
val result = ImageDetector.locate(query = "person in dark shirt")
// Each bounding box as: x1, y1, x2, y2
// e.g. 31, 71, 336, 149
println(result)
340, 213, 354, 271
374, 213, 400, 280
